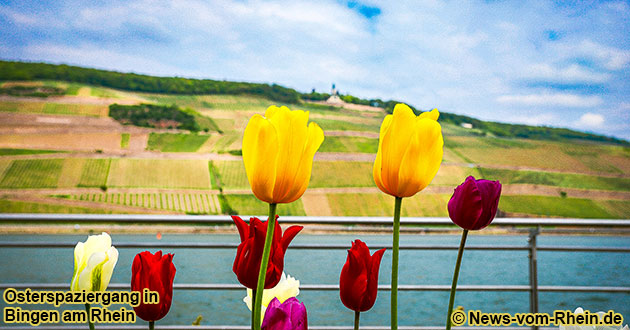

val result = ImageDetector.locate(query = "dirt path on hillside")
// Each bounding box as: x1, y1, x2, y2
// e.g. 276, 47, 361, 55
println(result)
301, 193, 332, 216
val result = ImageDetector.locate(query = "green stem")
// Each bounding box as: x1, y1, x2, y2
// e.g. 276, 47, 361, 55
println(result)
446, 229, 469, 330
354, 311, 361, 330
149, 321, 154, 330
251, 289, 256, 330
391, 196, 402, 330
252, 203, 278, 330
84, 303, 95, 330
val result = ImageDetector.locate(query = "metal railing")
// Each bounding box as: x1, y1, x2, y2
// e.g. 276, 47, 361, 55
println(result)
1, 214, 629, 330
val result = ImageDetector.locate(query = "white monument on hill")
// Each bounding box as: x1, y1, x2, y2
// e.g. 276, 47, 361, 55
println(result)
326, 83, 344, 105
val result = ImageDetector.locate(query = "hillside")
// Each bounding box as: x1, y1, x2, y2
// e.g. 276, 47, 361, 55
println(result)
0, 63, 629, 219
1, 60, 627, 146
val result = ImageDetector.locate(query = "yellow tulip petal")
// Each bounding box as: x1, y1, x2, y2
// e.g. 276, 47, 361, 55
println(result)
381, 104, 416, 195
397, 118, 443, 197
269, 107, 310, 202
243, 114, 279, 203
282, 122, 324, 203
265, 105, 281, 119
418, 108, 440, 121
373, 114, 392, 194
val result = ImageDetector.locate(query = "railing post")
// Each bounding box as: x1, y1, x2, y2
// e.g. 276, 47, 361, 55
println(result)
528, 226, 540, 330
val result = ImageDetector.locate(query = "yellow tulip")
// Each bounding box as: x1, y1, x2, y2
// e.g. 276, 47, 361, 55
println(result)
373, 103, 443, 198
242, 105, 324, 204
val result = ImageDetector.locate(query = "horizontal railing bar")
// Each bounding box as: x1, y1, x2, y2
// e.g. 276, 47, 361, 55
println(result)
1, 242, 629, 253
2, 283, 628, 292
0, 326, 559, 330
1, 214, 628, 227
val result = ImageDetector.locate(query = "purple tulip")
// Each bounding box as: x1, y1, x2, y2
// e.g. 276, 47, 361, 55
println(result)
448, 176, 502, 230
261, 297, 307, 330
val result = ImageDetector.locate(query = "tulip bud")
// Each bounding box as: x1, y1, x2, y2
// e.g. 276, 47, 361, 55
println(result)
373, 104, 443, 198
261, 297, 307, 330
131, 251, 176, 322
232, 215, 303, 289
448, 176, 502, 230
339, 240, 386, 312
71, 232, 118, 292
242, 105, 324, 204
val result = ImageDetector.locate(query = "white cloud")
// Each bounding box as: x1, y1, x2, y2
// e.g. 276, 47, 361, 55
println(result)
496, 93, 603, 107
523, 63, 610, 84
575, 113, 605, 128
22, 43, 189, 77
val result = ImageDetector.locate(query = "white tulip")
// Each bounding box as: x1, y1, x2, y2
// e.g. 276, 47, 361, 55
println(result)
243, 272, 300, 316
70, 232, 118, 291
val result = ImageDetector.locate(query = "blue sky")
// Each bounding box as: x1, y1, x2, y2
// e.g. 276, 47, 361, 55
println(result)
1, 0, 629, 139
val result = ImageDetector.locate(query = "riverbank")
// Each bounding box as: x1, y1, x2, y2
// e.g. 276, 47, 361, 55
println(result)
2, 224, 629, 236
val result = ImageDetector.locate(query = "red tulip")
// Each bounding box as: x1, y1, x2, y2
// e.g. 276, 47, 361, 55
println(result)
232, 215, 303, 289
339, 240, 386, 312
131, 251, 176, 322
448, 176, 502, 230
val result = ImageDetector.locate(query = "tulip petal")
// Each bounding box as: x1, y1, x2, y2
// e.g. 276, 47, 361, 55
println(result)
71, 242, 85, 290
280, 122, 324, 203
418, 108, 440, 121
243, 114, 279, 203
232, 216, 249, 242
397, 117, 443, 197
381, 104, 416, 195
78, 252, 107, 291
471, 179, 502, 230
448, 176, 483, 229
363, 248, 385, 311
281, 225, 304, 252
269, 107, 310, 202
373, 114, 392, 194
100, 246, 118, 290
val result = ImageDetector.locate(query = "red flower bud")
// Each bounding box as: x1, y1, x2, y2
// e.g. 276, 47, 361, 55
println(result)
339, 240, 386, 312
448, 176, 502, 230
131, 251, 176, 322
232, 215, 303, 289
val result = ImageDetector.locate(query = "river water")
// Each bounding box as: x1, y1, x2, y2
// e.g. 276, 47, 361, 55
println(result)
1, 233, 628, 327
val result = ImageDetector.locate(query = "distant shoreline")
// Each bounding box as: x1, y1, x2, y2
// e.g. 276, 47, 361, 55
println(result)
1, 224, 628, 236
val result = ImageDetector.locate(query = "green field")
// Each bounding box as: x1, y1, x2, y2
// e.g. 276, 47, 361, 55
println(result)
311, 161, 374, 187
107, 159, 211, 189
120, 133, 130, 149
0, 159, 63, 188
147, 133, 210, 152
213, 160, 249, 189
319, 136, 378, 153
498, 195, 618, 218
0, 148, 60, 155
78, 159, 111, 187
224, 194, 305, 216
327, 193, 451, 217
480, 168, 630, 191
447, 136, 629, 175
0, 101, 107, 116
60, 192, 220, 214
0, 199, 122, 214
